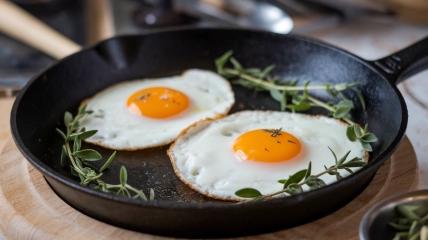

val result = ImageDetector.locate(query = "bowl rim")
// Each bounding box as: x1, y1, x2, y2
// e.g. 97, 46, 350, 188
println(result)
359, 189, 428, 240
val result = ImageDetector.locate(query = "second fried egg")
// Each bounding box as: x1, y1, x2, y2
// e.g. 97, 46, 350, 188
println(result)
168, 111, 368, 201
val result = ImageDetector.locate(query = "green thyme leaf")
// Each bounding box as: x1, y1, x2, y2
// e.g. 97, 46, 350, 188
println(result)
235, 188, 262, 198
133, 190, 147, 200
260, 65, 275, 79
346, 125, 357, 142
149, 188, 155, 201
362, 142, 373, 152
285, 183, 303, 195
215, 50, 233, 75
73, 136, 81, 153
78, 104, 86, 114
99, 151, 116, 172
119, 166, 128, 186
336, 83, 352, 91
230, 57, 242, 70
393, 232, 409, 240
306, 176, 326, 190
354, 124, 365, 138
74, 149, 102, 161
328, 147, 338, 164
288, 100, 311, 112
278, 169, 307, 188
337, 150, 351, 165
340, 160, 366, 168
389, 222, 412, 231
60, 145, 67, 167
354, 88, 366, 111
398, 205, 422, 221
64, 111, 73, 127
78, 104, 93, 115
70, 129, 97, 140
304, 161, 312, 180
409, 220, 419, 236
270, 89, 287, 111
56, 128, 67, 140
362, 133, 378, 143
333, 99, 353, 119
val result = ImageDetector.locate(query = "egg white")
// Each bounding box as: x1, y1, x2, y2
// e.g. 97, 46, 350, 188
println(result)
80, 69, 235, 150
168, 111, 368, 201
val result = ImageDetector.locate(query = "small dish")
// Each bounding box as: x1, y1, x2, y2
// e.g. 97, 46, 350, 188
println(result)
360, 190, 428, 240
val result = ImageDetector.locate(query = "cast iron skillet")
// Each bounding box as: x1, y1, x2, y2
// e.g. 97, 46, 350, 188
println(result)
10, 28, 428, 238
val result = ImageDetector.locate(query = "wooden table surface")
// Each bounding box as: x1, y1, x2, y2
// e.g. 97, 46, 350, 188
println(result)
0, 98, 13, 240
0, 98, 13, 149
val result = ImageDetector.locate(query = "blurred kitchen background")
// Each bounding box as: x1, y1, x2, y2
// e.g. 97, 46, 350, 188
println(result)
0, 0, 427, 184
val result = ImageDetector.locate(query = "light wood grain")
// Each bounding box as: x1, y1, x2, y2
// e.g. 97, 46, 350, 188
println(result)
0, 98, 14, 151
85, 0, 115, 44
0, 0, 81, 59
0, 137, 417, 239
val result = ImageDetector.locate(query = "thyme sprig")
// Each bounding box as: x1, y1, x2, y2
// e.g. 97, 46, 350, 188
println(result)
215, 51, 377, 152
389, 201, 428, 240
56, 105, 154, 200
235, 148, 366, 200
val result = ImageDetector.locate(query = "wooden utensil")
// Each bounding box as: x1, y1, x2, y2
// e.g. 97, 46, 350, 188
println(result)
0, 0, 115, 59
0, 0, 80, 59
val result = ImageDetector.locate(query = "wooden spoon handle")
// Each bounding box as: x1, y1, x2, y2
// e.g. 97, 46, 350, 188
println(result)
85, 0, 115, 44
0, 0, 81, 59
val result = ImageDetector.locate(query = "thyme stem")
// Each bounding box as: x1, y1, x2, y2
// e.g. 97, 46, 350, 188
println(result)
252, 165, 339, 200
224, 68, 352, 92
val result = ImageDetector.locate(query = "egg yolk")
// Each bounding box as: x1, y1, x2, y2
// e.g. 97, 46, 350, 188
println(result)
126, 87, 189, 118
233, 129, 301, 163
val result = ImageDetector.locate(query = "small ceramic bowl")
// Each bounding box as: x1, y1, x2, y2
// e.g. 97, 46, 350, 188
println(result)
360, 190, 428, 240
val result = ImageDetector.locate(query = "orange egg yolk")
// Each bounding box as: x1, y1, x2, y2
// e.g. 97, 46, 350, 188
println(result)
126, 87, 189, 118
233, 129, 301, 163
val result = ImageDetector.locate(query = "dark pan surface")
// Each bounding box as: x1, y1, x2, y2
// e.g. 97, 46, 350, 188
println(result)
11, 28, 414, 237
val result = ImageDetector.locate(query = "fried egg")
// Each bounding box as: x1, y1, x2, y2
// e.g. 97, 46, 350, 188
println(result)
80, 69, 234, 150
168, 111, 368, 201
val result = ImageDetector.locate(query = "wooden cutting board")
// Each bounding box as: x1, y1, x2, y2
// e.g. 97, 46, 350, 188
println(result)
0, 99, 419, 240
0, 98, 13, 150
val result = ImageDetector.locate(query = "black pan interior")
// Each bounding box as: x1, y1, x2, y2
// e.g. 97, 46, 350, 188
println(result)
14, 29, 403, 204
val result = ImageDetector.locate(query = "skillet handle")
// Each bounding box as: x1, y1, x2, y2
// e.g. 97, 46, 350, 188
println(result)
370, 36, 428, 85
0, 1, 81, 59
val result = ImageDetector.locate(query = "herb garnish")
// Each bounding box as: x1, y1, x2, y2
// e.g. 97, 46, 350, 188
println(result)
389, 201, 428, 240
235, 148, 366, 200
263, 128, 283, 137
215, 51, 377, 152
56, 105, 154, 200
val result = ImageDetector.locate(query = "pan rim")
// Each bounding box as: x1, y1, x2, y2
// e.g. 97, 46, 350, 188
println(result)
10, 27, 408, 210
